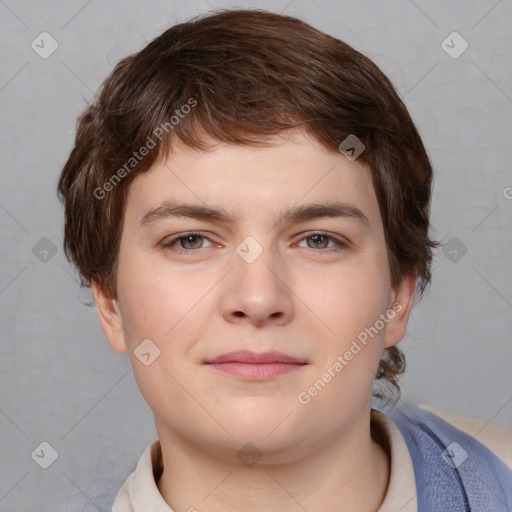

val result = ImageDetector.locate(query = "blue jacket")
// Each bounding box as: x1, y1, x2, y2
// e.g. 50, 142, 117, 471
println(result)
385, 400, 512, 511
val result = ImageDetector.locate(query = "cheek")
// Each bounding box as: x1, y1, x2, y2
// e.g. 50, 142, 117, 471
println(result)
116, 247, 202, 341
308, 268, 392, 390
297, 269, 392, 419
115, 263, 202, 413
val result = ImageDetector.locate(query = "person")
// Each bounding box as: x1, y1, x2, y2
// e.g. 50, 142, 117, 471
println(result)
57, 8, 512, 512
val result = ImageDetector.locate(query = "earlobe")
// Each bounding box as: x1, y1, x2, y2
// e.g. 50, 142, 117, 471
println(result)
91, 280, 128, 354
383, 273, 417, 349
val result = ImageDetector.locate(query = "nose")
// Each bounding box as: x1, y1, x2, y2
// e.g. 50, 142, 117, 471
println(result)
219, 242, 295, 327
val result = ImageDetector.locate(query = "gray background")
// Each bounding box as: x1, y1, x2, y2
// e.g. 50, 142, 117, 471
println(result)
1, 0, 511, 510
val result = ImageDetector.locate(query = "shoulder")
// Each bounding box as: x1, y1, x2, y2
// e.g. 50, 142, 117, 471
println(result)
416, 402, 512, 470
111, 477, 134, 512
380, 400, 512, 512
111, 441, 158, 512
382, 399, 512, 508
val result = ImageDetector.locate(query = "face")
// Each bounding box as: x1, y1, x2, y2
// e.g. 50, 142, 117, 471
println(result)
94, 129, 415, 463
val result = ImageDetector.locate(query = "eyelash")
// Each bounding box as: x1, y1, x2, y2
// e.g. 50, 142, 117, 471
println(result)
161, 231, 350, 256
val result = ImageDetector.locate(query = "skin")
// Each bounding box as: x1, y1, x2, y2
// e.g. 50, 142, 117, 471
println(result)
93, 128, 416, 512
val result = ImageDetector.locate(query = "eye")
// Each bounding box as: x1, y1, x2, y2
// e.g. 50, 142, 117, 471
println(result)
297, 232, 349, 251
161, 232, 214, 255
160, 231, 350, 257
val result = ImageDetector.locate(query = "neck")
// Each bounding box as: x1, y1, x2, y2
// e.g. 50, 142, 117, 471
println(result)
155, 409, 390, 512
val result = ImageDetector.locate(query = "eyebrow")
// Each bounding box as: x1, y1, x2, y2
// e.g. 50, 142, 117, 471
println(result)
139, 200, 371, 230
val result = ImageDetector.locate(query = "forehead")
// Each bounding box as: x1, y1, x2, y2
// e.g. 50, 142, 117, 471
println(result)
123, 130, 380, 230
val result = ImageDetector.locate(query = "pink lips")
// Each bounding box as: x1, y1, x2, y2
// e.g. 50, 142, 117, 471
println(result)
205, 350, 307, 380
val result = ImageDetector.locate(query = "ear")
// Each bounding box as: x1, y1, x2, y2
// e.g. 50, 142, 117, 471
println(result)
91, 280, 128, 354
383, 273, 417, 349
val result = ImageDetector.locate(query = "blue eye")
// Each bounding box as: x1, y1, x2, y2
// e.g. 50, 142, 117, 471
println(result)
161, 231, 349, 256
298, 232, 348, 250
161, 233, 213, 254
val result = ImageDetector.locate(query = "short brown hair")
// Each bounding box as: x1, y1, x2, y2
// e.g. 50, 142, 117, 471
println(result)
57, 8, 438, 402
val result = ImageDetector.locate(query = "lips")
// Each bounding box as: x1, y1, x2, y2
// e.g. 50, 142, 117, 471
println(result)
206, 350, 306, 365
205, 350, 308, 380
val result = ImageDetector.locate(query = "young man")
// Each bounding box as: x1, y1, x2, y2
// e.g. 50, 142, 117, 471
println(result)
57, 8, 512, 512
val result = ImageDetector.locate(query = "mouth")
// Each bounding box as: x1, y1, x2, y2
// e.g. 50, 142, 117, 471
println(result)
205, 350, 308, 380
